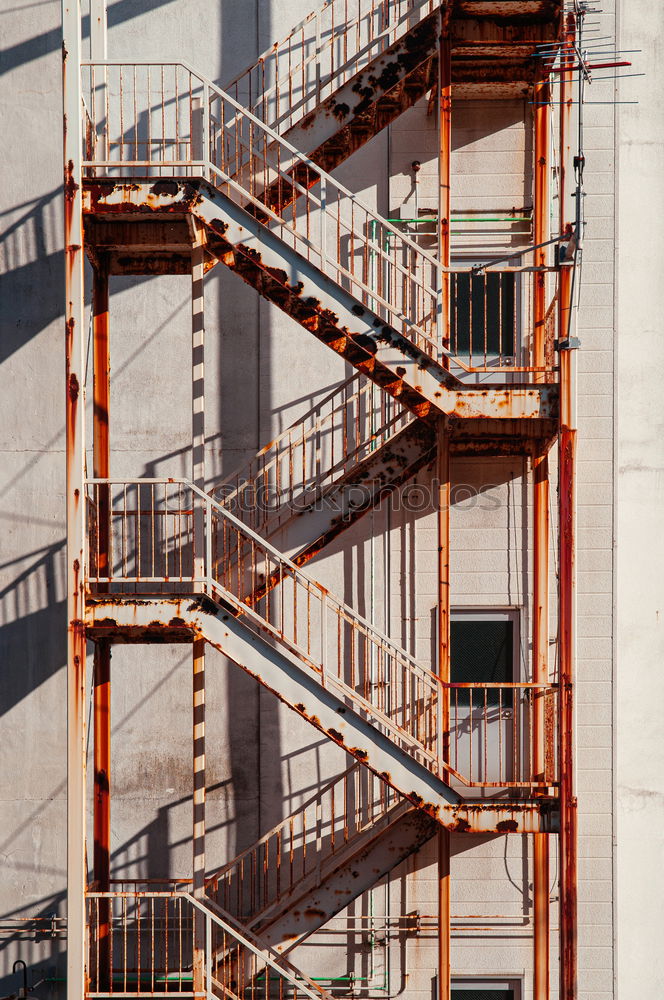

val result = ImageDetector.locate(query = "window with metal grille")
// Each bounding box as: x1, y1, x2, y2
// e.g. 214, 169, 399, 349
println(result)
450, 613, 516, 706
450, 271, 518, 361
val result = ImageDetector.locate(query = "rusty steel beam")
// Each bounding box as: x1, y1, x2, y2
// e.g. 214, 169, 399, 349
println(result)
258, 805, 438, 955
92, 248, 111, 992
533, 79, 550, 373
438, 19, 452, 363
436, 412, 451, 1000
62, 2, 87, 998
532, 447, 550, 1000
557, 13, 577, 997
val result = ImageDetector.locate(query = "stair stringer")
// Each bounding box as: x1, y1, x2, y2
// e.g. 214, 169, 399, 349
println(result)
82, 180, 558, 424
254, 804, 438, 955
248, 419, 436, 568
87, 593, 459, 819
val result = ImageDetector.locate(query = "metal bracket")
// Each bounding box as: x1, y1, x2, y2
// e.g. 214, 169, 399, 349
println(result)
555, 337, 581, 351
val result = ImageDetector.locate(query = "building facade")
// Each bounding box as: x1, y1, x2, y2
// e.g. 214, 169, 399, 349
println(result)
1, 1, 663, 999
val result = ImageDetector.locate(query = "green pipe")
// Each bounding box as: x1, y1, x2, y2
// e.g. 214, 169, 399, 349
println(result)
385, 216, 532, 223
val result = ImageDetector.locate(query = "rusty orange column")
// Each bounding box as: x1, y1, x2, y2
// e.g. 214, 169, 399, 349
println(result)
558, 17, 578, 999
92, 253, 111, 988
438, 20, 451, 361
559, 268, 577, 1000
533, 80, 550, 374
437, 22, 453, 990
437, 418, 450, 1000
532, 446, 550, 1000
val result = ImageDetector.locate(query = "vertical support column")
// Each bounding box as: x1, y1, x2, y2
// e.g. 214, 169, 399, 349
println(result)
558, 18, 577, 999
92, 254, 111, 988
438, 16, 451, 360
90, 0, 107, 57
532, 449, 550, 1000
191, 233, 207, 990
533, 80, 550, 373
62, 3, 87, 998
192, 638, 206, 991
191, 235, 206, 583
437, 419, 450, 1000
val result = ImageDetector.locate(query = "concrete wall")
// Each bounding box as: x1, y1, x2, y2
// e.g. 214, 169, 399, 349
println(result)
615, 0, 664, 995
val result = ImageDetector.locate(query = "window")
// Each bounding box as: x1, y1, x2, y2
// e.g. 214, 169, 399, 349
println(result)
450, 270, 517, 360
450, 610, 518, 705
452, 977, 521, 999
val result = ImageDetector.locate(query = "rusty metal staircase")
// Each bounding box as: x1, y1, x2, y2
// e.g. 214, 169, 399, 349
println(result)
82, 57, 559, 424
224, 0, 440, 191
64, 1, 575, 997
205, 763, 437, 956
214, 372, 433, 569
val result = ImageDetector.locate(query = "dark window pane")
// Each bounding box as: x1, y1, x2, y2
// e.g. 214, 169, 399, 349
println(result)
450, 619, 514, 706
452, 991, 513, 1000
450, 272, 516, 359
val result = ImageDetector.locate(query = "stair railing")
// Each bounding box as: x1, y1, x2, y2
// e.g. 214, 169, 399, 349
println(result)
81, 60, 445, 364
86, 476, 443, 771
80, 59, 559, 375
205, 763, 402, 926
224, 0, 438, 134
86, 889, 332, 1000
85, 477, 559, 788
214, 373, 412, 537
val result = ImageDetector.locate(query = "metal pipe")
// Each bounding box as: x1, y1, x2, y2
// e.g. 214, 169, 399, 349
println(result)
437, 418, 450, 1000
437, 14, 451, 360
62, 3, 87, 999
558, 16, 578, 997
533, 79, 550, 375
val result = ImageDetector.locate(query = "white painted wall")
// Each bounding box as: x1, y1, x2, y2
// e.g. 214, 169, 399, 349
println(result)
615, 0, 664, 995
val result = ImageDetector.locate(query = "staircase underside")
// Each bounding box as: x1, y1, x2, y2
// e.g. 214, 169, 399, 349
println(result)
85, 596, 558, 835
83, 181, 559, 427
251, 804, 438, 955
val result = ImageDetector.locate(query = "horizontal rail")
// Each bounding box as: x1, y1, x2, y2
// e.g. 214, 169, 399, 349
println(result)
86, 891, 331, 1000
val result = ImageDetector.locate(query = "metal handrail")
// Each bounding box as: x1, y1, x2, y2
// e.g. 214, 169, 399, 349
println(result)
84, 477, 559, 787
86, 889, 332, 1000
213, 372, 413, 536
223, 0, 437, 133
205, 763, 403, 926
80, 59, 560, 373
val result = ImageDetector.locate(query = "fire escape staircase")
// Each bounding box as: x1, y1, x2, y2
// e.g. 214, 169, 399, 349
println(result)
205, 763, 437, 956
79, 3, 564, 996
215, 371, 432, 570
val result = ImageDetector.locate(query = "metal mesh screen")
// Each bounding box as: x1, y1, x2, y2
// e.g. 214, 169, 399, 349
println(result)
450, 618, 514, 706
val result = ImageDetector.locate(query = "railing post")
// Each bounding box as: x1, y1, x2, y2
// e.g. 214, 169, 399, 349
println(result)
203, 83, 211, 181
205, 497, 213, 590
315, 12, 322, 106
320, 176, 328, 273
320, 595, 328, 685
191, 97, 204, 175
205, 912, 212, 998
